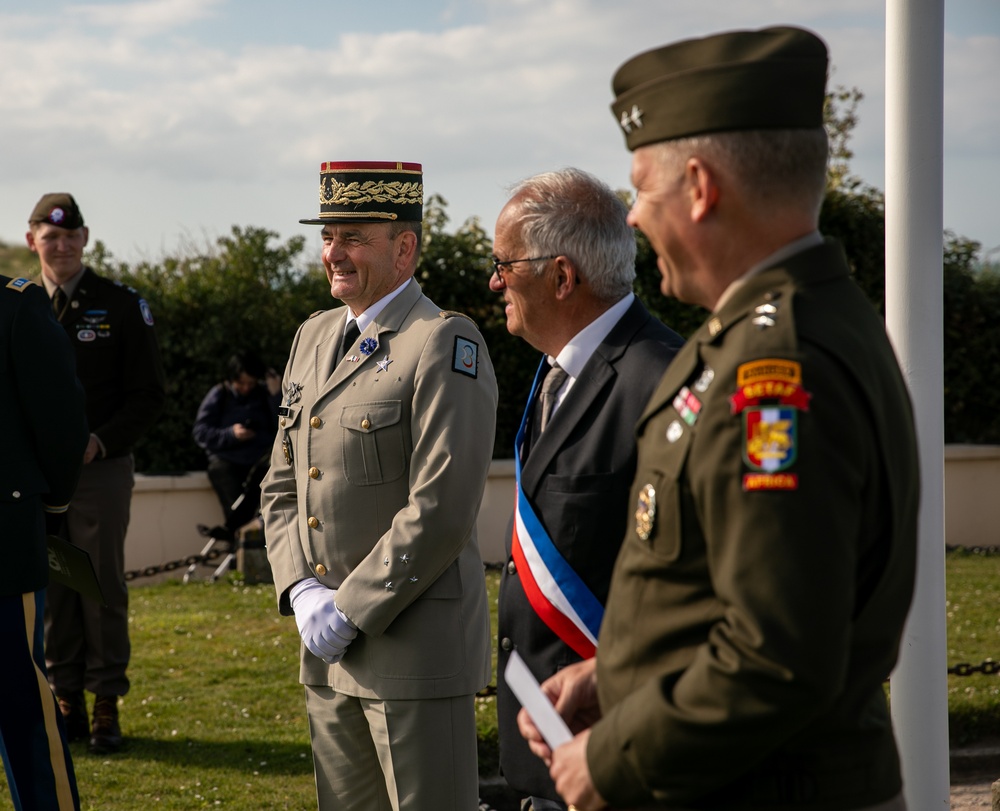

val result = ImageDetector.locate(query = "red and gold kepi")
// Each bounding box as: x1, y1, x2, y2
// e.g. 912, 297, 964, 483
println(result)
300, 161, 423, 225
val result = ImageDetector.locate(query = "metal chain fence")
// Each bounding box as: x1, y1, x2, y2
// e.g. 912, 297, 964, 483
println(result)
125, 549, 999, 677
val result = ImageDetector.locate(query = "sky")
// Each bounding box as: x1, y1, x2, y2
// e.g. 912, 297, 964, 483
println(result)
1, 0, 997, 264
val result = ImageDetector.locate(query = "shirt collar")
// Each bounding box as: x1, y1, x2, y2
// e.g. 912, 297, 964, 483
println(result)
348, 277, 412, 336
552, 292, 634, 380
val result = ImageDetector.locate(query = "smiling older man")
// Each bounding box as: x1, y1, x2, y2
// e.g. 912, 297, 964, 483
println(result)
261, 161, 498, 811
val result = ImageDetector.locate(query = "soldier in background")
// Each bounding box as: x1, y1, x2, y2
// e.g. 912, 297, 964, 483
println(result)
27, 193, 166, 755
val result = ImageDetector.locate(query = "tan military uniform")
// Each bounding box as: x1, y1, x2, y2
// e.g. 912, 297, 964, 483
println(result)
262, 279, 497, 698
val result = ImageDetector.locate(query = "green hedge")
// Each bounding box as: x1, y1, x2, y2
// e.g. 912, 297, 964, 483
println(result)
1, 185, 994, 474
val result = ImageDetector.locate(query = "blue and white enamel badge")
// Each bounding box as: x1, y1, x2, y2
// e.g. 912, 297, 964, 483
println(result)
452, 336, 479, 378
359, 337, 378, 356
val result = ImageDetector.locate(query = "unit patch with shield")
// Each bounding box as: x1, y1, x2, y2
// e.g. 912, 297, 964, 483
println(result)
729, 358, 812, 491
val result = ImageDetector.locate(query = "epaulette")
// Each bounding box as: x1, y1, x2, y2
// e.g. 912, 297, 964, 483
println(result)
5, 277, 36, 292
307, 310, 327, 320
438, 310, 478, 328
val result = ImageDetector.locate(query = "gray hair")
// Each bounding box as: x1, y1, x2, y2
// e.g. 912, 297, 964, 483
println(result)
506, 167, 636, 302
652, 128, 829, 220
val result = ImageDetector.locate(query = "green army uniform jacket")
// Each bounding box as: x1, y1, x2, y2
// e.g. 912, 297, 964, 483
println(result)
588, 240, 920, 809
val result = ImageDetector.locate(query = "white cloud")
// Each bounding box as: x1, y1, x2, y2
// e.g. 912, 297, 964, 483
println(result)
0, 0, 996, 259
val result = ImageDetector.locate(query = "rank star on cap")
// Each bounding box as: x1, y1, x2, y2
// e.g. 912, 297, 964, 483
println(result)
620, 104, 643, 133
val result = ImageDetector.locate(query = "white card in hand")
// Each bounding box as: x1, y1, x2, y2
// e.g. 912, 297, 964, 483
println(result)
503, 650, 573, 749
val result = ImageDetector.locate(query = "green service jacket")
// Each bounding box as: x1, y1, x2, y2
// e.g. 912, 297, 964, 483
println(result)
589, 240, 920, 810
262, 280, 498, 700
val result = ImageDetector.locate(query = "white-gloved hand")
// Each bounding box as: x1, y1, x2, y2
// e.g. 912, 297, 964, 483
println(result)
289, 578, 359, 664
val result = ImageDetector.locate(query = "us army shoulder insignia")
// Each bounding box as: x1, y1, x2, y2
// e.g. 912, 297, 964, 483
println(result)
6, 277, 35, 292
730, 358, 811, 492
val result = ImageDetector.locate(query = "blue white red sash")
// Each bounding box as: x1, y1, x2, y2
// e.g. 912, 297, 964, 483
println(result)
511, 360, 604, 659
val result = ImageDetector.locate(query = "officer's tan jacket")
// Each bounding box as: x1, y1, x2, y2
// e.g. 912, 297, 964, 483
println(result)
262, 280, 497, 699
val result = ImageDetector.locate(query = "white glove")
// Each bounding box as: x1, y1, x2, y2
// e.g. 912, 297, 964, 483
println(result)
289, 578, 358, 664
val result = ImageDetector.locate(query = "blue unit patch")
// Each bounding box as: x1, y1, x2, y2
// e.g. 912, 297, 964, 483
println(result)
452, 336, 479, 378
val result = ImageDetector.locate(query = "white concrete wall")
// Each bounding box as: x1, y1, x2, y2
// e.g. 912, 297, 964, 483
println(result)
124, 447, 998, 584
943, 445, 1000, 548
126, 460, 517, 584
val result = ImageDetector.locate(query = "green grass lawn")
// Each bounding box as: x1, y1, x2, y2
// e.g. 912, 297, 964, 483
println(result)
2, 551, 997, 808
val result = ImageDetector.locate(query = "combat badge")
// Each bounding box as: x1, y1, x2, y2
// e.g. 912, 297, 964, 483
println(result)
729, 358, 811, 491
635, 484, 656, 541
452, 335, 479, 378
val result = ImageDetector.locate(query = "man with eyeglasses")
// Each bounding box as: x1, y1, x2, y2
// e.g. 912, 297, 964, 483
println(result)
490, 167, 683, 811
261, 161, 498, 810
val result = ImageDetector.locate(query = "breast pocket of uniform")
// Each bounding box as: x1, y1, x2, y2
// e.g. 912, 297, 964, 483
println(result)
631, 414, 693, 564
340, 400, 406, 486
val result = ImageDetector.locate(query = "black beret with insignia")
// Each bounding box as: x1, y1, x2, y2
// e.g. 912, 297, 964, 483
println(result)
610, 26, 829, 151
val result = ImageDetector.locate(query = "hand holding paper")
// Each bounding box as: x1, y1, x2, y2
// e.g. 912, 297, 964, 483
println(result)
505, 651, 573, 749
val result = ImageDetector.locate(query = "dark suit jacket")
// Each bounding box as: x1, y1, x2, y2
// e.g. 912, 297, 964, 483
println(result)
496, 296, 683, 799
0, 277, 88, 596
589, 241, 919, 809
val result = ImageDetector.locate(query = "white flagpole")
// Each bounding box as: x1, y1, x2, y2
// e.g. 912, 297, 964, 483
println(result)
884, 0, 950, 808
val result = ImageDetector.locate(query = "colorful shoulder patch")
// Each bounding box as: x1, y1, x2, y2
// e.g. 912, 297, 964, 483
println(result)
6, 277, 35, 292
452, 335, 479, 378
729, 358, 812, 492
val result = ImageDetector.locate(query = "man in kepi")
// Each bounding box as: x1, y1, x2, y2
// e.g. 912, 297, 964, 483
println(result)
519, 27, 919, 811
490, 167, 682, 811
261, 161, 498, 810
27, 193, 166, 755
0, 275, 89, 810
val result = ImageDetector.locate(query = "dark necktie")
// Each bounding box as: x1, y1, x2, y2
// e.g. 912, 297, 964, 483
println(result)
52, 287, 67, 320
337, 320, 361, 365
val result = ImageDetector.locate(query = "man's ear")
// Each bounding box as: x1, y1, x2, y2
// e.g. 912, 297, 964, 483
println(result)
25, 230, 37, 253
686, 157, 720, 223
553, 256, 580, 301
394, 229, 418, 270
82, 226, 90, 248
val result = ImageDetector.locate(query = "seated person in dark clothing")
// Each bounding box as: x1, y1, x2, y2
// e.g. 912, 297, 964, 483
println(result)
193, 350, 281, 539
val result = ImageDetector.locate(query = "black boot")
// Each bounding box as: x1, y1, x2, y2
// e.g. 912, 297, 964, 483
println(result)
56, 691, 88, 742
89, 695, 123, 754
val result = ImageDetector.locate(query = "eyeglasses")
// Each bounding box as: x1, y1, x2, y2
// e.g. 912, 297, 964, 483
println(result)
489, 254, 560, 280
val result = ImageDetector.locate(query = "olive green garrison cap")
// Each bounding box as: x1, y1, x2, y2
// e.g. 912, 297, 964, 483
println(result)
610, 26, 829, 151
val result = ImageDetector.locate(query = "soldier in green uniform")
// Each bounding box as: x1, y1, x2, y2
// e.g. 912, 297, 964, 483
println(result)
518, 26, 919, 811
